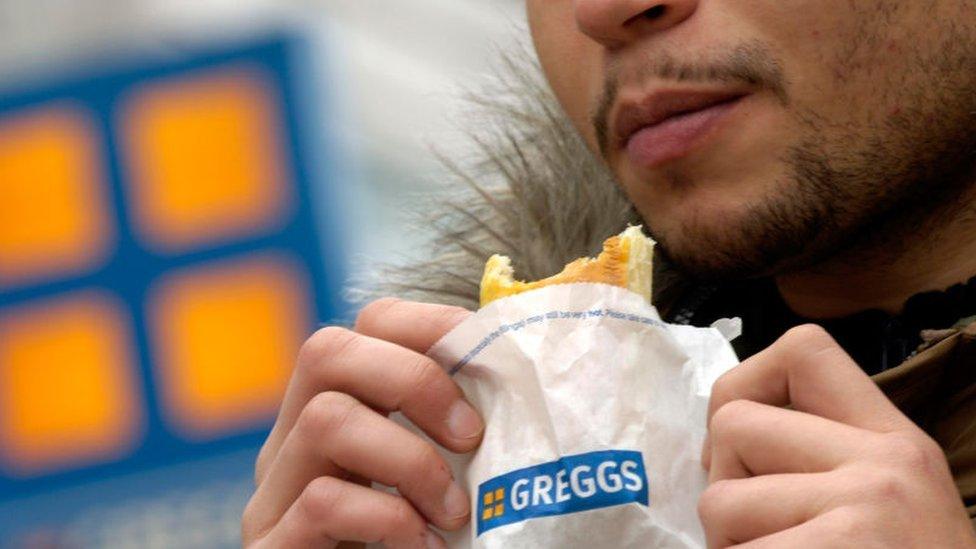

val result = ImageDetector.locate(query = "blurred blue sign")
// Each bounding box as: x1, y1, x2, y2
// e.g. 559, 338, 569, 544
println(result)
0, 35, 347, 546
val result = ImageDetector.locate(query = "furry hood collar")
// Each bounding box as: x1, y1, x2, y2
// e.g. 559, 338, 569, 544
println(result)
348, 50, 687, 312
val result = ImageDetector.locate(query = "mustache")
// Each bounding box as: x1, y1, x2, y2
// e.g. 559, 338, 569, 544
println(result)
592, 42, 788, 159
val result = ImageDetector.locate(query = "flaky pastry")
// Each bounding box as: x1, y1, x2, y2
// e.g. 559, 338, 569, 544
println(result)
480, 226, 655, 307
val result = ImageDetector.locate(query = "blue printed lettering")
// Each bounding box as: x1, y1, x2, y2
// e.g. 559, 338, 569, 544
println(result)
476, 450, 650, 536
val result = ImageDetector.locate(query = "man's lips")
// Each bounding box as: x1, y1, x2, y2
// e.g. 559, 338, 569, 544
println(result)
614, 90, 748, 167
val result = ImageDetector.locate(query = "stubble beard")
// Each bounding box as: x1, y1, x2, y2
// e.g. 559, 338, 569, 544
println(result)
653, 47, 976, 283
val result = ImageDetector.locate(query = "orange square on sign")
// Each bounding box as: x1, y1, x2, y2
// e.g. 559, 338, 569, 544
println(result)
0, 293, 141, 476
0, 105, 112, 286
150, 255, 310, 439
121, 66, 291, 253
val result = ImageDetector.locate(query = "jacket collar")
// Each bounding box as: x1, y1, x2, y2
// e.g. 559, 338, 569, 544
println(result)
874, 320, 976, 511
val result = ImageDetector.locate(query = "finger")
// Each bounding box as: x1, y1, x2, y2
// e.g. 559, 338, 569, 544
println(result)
731, 507, 861, 549
258, 327, 483, 482
699, 473, 834, 547
253, 476, 446, 549
706, 400, 874, 479
709, 325, 906, 427
704, 325, 910, 464
245, 392, 469, 535
354, 298, 472, 353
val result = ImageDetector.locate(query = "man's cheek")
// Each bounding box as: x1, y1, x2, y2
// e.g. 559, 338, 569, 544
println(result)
546, 58, 602, 151
527, 4, 604, 150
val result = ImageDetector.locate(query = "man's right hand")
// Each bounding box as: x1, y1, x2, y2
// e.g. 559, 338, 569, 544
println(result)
241, 298, 483, 548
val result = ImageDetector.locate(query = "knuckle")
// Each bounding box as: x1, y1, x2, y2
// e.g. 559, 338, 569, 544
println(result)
401, 354, 448, 403
709, 371, 735, 408
298, 326, 359, 369
299, 391, 361, 439
709, 399, 754, 438
355, 297, 401, 333
299, 477, 346, 521
782, 324, 833, 347
779, 324, 839, 360
240, 497, 265, 543
697, 480, 735, 524
862, 467, 908, 504
430, 304, 471, 329
779, 324, 847, 377
401, 442, 448, 493
409, 441, 445, 476
883, 432, 944, 474
254, 443, 274, 486
386, 497, 420, 533
824, 507, 865, 542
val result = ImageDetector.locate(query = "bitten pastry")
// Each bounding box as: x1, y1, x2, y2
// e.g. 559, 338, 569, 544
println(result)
480, 225, 655, 307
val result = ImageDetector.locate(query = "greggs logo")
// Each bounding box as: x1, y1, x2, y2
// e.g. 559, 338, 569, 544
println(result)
476, 450, 649, 536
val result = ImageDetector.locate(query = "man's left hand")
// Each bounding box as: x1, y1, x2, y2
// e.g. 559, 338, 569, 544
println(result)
699, 324, 976, 548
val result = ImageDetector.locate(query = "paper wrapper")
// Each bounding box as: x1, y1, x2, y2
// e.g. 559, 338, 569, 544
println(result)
426, 283, 739, 548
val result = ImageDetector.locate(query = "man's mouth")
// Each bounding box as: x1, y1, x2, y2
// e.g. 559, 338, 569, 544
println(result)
614, 90, 748, 168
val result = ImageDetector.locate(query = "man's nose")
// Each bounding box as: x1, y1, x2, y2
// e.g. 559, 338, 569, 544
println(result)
574, 0, 699, 48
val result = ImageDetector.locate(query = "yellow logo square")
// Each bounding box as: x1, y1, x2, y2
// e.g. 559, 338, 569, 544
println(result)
150, 255, 309, 439
121, 67, 291, 253
0, 292, 140, 475
482, 487, 506, 519
0, 105, 111, 286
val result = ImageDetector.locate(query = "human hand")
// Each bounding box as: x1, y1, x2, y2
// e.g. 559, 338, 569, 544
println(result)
241, 298, 482, 548
699, 325, 976, 548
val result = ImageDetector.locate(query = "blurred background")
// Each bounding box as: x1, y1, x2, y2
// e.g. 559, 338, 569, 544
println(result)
0, 1, 525, 546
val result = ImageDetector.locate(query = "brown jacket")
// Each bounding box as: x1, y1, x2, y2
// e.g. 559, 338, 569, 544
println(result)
875, 320, 976, 518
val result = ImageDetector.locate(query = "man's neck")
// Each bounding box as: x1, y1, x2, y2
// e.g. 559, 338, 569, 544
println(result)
775, 191, 976, 320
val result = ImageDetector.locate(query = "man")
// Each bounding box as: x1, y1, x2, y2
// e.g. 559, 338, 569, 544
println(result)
241, 1, 976, 547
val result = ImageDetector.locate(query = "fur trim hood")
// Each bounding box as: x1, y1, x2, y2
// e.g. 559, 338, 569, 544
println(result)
343, 48, 976, 326
347, 49, 687, 312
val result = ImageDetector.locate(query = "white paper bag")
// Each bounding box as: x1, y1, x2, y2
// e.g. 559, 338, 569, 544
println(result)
426, 283, 739, 548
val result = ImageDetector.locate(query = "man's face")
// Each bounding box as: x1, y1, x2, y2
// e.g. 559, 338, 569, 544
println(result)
527, 1, 976, 280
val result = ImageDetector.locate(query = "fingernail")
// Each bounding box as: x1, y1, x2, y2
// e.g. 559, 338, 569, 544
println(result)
443, 482, 469, 520
426, 529, 447, 549
447, 400, 483, 440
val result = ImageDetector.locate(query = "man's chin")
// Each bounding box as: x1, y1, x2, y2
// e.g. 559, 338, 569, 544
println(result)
657, 239, 774, 282
649, 214, 814, 282
640, 173, 834, 282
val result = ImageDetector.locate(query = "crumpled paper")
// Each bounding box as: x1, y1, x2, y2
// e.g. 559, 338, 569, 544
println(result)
426, 283, 739, 548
